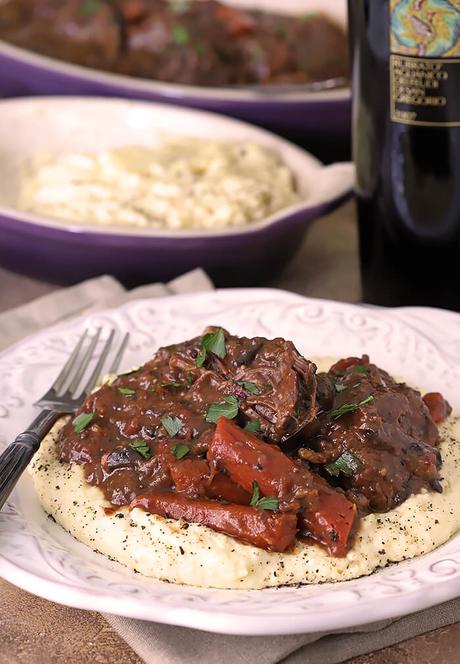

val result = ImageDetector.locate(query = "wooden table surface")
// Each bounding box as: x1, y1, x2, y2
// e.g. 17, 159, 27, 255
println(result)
1, 200, 459, 664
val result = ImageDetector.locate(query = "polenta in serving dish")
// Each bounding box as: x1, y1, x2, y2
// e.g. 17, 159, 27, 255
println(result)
30, 327, 458, 589
18, 138, 300, 230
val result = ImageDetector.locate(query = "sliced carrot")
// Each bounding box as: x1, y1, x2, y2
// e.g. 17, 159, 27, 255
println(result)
423, 392, 452, 424
130, 492, 297, 552
208, 417, 358, 557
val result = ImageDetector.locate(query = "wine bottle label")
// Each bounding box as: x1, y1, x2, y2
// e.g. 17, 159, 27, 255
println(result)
390, 0, 460, 126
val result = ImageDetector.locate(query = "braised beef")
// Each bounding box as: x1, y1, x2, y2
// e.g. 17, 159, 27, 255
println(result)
0, 0, 121, 70
58, 331, 451, 555
299, 355, 447, 513
59, 328, 318, 504
0, 0, 33, 32
0, 0, 349, 87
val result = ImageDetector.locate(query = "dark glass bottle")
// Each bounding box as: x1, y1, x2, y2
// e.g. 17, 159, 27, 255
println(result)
349, 0, 460, 309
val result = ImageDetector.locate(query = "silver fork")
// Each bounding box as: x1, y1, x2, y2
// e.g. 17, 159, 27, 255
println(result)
0, 328, 129, 511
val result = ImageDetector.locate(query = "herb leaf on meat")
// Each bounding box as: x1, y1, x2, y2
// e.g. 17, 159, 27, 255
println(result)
195, 328, 227, 368
161, 416, 183, 437
334, 382, 347, 393
160, 381, 183, 388
129, 440, 152, 460
172, 24, 189, 46
118, 387, 136, 397
250, 481, 279, 511
205, 395, 239, 424
237, 380, 261, 395
80, 0, 100, 16
244, 418, 261, 433
256, 497, 280, 510
73, 412, 96, 433
353, 364, 368, 374
172, 444, 190, 460
330, 395, 374, 420
324, 450, 361, 477
250, 480, 260, 506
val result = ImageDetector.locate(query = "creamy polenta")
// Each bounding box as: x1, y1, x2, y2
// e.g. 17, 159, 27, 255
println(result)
29, 351, 460, 591
19, 139, 300, 231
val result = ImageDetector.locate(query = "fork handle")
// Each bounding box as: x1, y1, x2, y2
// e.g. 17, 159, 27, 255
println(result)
0, 410, 60, 511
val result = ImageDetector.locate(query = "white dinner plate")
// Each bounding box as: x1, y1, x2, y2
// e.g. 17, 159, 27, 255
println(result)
1, 289, 459, 636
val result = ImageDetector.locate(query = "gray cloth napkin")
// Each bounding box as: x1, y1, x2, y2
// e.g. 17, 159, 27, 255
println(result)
0, 269, 212, 352
104, 597, 460, 664
1, 270, 459, 664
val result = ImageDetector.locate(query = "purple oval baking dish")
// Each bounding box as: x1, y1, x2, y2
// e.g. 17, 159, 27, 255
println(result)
0, 97, 354, 286
0, 0, 350, 142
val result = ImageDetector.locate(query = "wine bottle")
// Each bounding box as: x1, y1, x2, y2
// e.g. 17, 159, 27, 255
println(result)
349, 0, 460, 310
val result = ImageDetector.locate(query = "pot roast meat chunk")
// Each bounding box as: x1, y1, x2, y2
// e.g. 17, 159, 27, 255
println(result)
1, 0, 121, 69
199, 328, 318, 444
299, 356, 447, 514
164, 327, 319, 444
0, 0, 34, 34
119, 0, 250, 86
239, 11, 349, 86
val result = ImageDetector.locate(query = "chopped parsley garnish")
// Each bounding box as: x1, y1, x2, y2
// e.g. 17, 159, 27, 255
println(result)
161, 416, 183, 437
172, 444, 190, 460
353, 364, 368, 374
237, 380, 261, 395
129, 440, 152, 460
276, 23, 287, 39
249, 481, 279, 511
73, 412, 96, 433
205, 395, 239, 424
118, 387, 136, 397
171, 24, 189, 46
195, 328, 226, 368
257, 498, 281, 510
249, 480, 260, 505
250, 43, 264, 61
80, 0, 100, 16
325, 450, 361, 477
160, 381, 183, 388
187, 372, 194, 385
244, 418, 261, 433
194, 43, 207, 54
330, 395, 374, 420
334, 382, 347, 393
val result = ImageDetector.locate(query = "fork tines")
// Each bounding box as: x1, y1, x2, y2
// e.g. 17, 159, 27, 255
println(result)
36, 328, 130, 409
